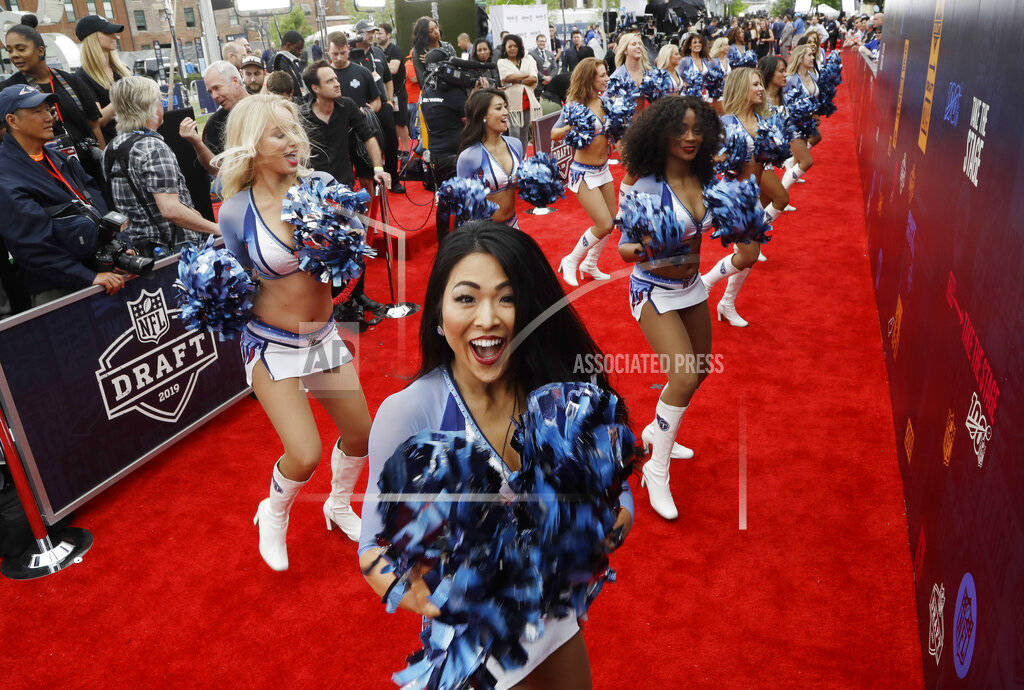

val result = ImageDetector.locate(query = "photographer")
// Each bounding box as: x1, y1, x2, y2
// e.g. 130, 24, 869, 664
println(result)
106, 76, 219, 257
352, 20, 403, 192
0, 86, 126, 306
2, 24, 106, 182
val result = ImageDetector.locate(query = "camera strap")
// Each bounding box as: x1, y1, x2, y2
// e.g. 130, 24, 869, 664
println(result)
38, 150, 90, 204
103, 131, 169, 247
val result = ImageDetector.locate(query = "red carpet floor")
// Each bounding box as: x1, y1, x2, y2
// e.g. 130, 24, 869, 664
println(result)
1, 66, 923, 688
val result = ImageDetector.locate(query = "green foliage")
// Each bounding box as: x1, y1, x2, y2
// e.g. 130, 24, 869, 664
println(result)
729, 0, 747, 15
271, 5, 313, 46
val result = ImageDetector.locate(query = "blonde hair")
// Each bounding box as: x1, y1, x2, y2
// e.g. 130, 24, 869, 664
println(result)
787, 44, 813, 76
614, 32, 651, 71
709, 37, 729, 59
214, 95, 312, 199
110, 76, 161, 133
566, 57, 606, 105
80, 32, 131, 91
722, 67, 767, 117
655, 44, 679, 71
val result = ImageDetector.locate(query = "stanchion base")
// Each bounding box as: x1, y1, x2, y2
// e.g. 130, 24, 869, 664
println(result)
2, 527, 92, 580
381, 302, 421, 319
528, 206, 556, 216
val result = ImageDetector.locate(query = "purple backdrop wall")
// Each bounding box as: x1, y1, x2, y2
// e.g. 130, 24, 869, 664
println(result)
848, 1, 1024, 685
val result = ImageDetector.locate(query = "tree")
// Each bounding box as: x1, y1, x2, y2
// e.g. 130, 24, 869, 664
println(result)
729, 0, 748, 15
271, 5, 313, 46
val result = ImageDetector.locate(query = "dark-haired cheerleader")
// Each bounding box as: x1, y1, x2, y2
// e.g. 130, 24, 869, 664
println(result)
618, 95, 722, 519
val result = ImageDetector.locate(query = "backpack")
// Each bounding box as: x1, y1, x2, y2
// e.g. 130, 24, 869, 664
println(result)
102, 132, 171, 251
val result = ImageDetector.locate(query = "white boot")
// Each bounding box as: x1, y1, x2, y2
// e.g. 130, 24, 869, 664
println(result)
782, 164, 805, 190
323, 439, 366, 541
579, 233, 611, 280
254, 459, 308, 571
702, 252, 741, 291
557, 228, 600, 287
716, 268, 750, 327
642, 421, 694, 460
639, 400, 687, 520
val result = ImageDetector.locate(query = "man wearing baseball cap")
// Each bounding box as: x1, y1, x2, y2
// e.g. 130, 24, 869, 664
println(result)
240, 55, 266, 95
0, 85, 126, 306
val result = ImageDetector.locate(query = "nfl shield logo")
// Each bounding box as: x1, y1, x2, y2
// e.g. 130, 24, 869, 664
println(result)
128, 289, 170, 344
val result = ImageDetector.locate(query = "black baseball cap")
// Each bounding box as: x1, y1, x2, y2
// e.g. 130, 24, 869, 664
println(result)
75, 15, 124, 41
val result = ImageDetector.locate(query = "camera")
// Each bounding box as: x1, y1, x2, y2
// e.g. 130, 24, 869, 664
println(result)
93, 210, 155, 275
51, 119, 99, 163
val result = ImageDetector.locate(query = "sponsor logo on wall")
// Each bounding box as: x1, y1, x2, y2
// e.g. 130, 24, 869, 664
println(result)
965, 392, 992, 468
95, 289, 219, 424
908, 164, 917, 199
963, 97, 989, 186
942, 409, 955, 466
890, 295, 903, 358
946, 272, 1001, 424
918, 0, 945, 153
928, 582, 945, 664
904, 418, 914, 464
891, 40, 910, 155
944, 81, 962, 126
953, 572, 977, 679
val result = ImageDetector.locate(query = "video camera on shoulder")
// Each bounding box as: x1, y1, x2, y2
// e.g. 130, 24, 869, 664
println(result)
425, 48, 492, 90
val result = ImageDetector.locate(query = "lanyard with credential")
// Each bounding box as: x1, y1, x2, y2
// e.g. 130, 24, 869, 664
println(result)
46, 68, 65, 124
39, 151, 87, 202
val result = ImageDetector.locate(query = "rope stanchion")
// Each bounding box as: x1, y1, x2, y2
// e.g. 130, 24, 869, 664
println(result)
0, 408, 92, 580
367, 184, 419, 320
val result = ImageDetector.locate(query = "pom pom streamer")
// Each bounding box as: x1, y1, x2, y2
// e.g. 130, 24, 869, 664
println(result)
437, 176, 499, 226
599, 93, 635, 142
560, 102, 598, 149
704, 61, 725, 100
753, 113, 791, 166
640, 68, 675, 100
604, 75, 641, 102
517, 154, 566, 208
509, 382, 638, 621
616, 191, 692, 258
715, 121, 752, 177
705, 174, 772, 246
783, 85, 818, 139
681, 65, 704, 98
174, 237, 256, 341
729, 49, 758, 68
282, 176, 376, 287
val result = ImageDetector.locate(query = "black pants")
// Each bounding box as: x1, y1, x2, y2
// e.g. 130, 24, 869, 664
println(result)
376, 105, 400, 181
430, 153, 458, 246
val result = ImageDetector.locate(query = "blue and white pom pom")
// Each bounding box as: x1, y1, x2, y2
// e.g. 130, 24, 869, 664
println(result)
783, 85, 818, 139
715, 121, 752, 177
705, 174, 772, 246
174, 237, 256, 341
599, 92, 635, 142
681, 65, 704, 97
729, 49, 758, 68
815, 58, 842, 117
282, 176, 375, 287
374, 431, 542, 690
616, 190, 691, 258
560, 102, 598, 149
640, 68, 675, 100
509, 382, 638, 621
753, 112, 791, 166
704, 61, 725, 100
517, 153, 565, 208
604, 74, 641, 102
437, 176, 499, 225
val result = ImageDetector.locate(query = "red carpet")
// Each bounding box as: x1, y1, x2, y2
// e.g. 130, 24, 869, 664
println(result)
1, 63, 923, 688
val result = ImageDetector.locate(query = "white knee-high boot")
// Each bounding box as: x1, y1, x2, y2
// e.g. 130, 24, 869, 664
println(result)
717, 268, 751, 327
558, 228, 601, 287
640, 399, 687, 520
254, 459, 308, 571
323, 439, 366, 541
702, 252, 742, 291
579, 233, 611, 280
782, 164, 805, 190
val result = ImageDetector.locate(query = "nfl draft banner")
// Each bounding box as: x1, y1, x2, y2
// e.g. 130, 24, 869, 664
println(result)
847, 1, 1024, 686
0, 256, 249, 523
532, 112, 573, 184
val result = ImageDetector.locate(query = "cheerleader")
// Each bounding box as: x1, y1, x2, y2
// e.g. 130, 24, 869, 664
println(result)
759, 54, 803, 204
609, 31, 651, 88
656, 44, 684, 94
678, 32, 710, 88
455, 88, 524, 229
553, 58, 617, 286
707, 37, 731, 115
358, 221, 634, 687
700, 67, 785, 327
725, 26, 747, 64
617, 96, 721, 518
216, 95, 373, 571
780, 45, 822, 190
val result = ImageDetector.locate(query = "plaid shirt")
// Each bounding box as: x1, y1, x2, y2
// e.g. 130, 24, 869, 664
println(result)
104, 130, 203, 249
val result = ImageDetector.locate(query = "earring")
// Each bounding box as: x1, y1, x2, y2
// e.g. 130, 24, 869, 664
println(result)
437, 325, 444, 336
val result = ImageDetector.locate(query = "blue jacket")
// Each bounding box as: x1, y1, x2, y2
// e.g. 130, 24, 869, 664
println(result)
0, 134, 108, 294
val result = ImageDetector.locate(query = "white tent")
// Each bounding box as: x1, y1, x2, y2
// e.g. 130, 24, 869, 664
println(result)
817, 4, 840, 18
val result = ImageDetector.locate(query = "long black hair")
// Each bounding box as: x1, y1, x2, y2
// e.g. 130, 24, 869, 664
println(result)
472, 38, 493, 64
417, 221, 628, 421
679, 32, 707, 59
412, 16, 437, 54
5, 24, 46, 60
757, 55, 787, 97
620, 95, 720, 186
459, 88, 507, 153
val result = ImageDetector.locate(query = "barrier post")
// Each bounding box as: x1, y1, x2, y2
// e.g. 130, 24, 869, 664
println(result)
0, 410, 92, 580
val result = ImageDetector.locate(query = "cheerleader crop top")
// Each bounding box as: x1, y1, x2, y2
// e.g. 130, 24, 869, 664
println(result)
358, 367, 635, 558
455, 136, 524, 194
618, 174, 713, 259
